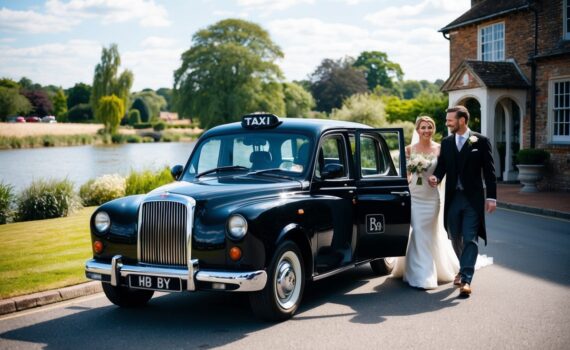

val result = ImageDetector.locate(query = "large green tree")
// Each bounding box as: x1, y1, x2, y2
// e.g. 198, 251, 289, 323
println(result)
353, 51, 403, 91
52, 88, 68, 120
173, 19, 284, 128
0, 87, 32, 120
97, 95, 125, 134
91, 44, 133, 122
309, 57, 368, 113
66, 83, 92, 109
283, 82, 315, 117
130, 90, 166, 121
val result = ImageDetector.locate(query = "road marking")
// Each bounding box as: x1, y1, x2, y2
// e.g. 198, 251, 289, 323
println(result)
0, 293, 105, 321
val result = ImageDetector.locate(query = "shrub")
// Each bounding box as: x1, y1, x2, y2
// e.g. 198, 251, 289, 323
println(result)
16, 179, 81, 221
128, 109, 141, 125
111, 134, 127, 144
67, 103, 93, 123
133, 122, 153, 129
0, 182, 14, 224
516, 148, 550, 165
153, 121, 166, 131
80, 174, 126, 206
125, 167, 173, 195
126, 134, 142, 143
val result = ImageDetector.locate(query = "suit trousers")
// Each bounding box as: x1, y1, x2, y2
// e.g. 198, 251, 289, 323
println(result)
447, 191, 479, 284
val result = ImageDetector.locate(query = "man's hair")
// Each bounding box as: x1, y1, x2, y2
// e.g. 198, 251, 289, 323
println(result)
446, 105, 470, 123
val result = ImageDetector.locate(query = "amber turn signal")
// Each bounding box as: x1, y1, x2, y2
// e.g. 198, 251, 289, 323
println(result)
297, 209, 304, 215
93, 240, 104, 254
229, 246, 242, 261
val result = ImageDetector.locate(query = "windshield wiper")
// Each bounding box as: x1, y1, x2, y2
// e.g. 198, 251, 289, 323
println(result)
247, 168, 296, 180
195, 165, 249, 178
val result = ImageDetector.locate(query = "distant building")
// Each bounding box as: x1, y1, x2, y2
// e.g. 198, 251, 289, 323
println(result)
440, 0, 570, 190
159, 112, 179, 121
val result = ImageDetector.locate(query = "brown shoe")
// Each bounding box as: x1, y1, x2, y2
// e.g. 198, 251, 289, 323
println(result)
454, 274, 462, 286
459, 283, 472, 296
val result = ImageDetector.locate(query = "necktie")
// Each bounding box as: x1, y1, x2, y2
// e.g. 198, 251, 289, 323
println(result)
456, 135, 465, 151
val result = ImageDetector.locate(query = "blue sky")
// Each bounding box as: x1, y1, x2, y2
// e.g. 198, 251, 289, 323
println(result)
0, 0, 470, 91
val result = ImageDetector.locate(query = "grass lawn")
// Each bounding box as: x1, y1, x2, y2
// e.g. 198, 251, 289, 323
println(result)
0, 207, 96, 299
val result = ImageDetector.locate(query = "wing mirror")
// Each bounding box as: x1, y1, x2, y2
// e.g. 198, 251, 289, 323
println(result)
321, 163, 344, 180
171, 164, 184, 180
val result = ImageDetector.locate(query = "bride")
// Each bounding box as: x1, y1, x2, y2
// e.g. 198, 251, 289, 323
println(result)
392, 116, 491, 289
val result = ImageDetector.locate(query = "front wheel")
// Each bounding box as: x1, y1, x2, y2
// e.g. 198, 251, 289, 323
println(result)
249, 241, 305, 321
102, 282, 154, 307
370, 257, 395, 276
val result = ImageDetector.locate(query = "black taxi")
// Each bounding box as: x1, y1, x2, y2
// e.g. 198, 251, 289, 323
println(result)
85, 113, 411, 321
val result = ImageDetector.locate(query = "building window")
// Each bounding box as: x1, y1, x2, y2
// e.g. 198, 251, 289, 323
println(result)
551, 79, 570, 142
562, 0, 570, 40
479, 22, 504, 61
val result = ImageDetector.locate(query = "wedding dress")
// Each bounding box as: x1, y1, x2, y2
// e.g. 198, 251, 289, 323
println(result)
392, 150, 494, 289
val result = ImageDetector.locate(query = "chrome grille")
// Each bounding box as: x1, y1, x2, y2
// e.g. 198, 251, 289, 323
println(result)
139, 201, 188, 266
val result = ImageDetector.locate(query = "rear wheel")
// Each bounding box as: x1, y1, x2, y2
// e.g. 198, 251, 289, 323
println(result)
249, 241, 305, 321
102, 282, 154, 307
370, 257, 395, 276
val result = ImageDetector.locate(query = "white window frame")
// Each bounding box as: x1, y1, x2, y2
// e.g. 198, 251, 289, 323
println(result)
562, 0, 570, 40
548, 76, 570, 144
478, 22, 505, 61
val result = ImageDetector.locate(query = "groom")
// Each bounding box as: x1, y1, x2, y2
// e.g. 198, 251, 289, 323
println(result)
428, 105, 496, 297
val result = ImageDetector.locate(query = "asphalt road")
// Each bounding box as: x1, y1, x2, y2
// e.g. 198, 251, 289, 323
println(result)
1, 208, 569, 350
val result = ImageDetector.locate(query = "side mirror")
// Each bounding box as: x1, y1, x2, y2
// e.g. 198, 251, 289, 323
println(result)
171, 164, 184, 180
321, 163, 344, 180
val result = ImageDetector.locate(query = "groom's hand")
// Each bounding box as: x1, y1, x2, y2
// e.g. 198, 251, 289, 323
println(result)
428, 175, 438, 187
486, 200, 497, 213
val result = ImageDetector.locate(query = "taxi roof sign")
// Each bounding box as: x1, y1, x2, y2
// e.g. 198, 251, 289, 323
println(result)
241, 113, 281, 129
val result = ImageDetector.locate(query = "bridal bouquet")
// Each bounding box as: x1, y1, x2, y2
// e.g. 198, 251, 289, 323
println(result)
406, 154, 433, 185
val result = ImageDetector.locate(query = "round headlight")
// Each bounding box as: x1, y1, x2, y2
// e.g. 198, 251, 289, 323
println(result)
94, 211, 110, 233
227, 214, 248, 240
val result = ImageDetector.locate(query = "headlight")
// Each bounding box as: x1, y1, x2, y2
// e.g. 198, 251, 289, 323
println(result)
227, 214, 248, 240
94, 211, 111, 233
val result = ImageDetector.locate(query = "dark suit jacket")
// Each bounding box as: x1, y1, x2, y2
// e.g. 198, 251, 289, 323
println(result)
433, 131, 496, 244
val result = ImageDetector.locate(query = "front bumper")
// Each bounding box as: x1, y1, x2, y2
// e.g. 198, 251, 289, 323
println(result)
85, 255, 267, 292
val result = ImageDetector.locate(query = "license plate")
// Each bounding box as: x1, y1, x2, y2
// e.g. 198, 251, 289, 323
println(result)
128, 274, 182, 292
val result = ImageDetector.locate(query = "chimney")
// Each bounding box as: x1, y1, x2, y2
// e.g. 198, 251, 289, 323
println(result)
471, 0, 485, 7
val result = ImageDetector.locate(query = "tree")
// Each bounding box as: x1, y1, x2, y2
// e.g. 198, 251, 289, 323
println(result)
67, 103, 93, 122
0, 87, 32, 120
21, 89, 53, 116
131, 98, 151, 123
91, 44, 133, 123
66, 83, 92, 109
97, 95, 125, 134
156, 88, 173, 111
283, 82, 315, 117
52, 88, 68, 120
309, 57, 368, 113
353, 51, 403, 91
173, 19, 284, 128
130, 90, 166, 121
128, 109, 141, 125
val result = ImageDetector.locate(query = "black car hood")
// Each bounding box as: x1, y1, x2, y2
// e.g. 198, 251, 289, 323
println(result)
148, 175, 303, 201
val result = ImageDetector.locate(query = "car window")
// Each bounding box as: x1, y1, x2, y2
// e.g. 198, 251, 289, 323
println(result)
358, 132, 400, 177
315, 134, 348, 179
196, 139, 221, 173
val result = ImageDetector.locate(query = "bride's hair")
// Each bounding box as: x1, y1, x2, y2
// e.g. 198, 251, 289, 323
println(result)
415, 115, 435, 130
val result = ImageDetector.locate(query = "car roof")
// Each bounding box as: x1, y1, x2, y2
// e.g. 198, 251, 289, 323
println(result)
202, 118, 372, 139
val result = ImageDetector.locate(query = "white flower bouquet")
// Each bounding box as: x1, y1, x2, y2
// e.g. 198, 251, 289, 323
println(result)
406, 154, 433, 185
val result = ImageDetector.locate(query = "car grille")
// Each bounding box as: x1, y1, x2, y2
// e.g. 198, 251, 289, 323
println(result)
139, 200, 189, 266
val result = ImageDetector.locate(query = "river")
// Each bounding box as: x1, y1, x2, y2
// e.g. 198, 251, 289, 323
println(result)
0, 142, 196, 193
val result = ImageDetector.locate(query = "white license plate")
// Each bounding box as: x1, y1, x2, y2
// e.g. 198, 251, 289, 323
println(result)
128, 274, 182, 292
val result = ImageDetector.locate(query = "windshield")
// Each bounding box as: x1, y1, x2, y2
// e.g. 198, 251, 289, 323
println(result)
184, 132, 313, 179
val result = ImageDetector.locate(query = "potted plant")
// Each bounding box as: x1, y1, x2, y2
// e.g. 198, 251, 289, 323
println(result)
516, 148, 550, 193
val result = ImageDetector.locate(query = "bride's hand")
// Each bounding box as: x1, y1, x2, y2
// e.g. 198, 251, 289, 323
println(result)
428, 175, 438, 187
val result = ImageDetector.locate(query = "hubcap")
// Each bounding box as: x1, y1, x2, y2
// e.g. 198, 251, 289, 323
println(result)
276, 260, 296, 300
273, 250, 302, 310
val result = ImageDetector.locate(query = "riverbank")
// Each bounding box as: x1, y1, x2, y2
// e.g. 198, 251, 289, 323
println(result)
0, 123, 131, 137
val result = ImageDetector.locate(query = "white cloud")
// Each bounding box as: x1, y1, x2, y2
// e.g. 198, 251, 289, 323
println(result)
122, 46, 185, 90
0, 40, 102, 88
0, 8, 79, 33
236, 0, 315, 15
141, 36, 177, 49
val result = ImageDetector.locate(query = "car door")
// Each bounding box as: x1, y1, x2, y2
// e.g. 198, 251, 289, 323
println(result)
310, 132, 356, 272
354, 128, 410, 259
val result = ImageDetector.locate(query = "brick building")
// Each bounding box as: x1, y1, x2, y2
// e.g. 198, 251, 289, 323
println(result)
440, 0, 570, 190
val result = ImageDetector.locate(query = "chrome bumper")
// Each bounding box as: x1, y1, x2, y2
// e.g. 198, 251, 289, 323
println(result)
85, 256, 267, 292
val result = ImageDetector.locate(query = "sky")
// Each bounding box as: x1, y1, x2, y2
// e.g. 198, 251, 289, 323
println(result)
0, 0, 471, 91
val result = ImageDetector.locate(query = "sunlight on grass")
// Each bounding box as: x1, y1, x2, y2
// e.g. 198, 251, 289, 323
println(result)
0, 207, 96, 299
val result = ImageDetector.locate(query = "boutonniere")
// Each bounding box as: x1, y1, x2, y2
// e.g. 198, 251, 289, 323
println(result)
468, 135, 478, 145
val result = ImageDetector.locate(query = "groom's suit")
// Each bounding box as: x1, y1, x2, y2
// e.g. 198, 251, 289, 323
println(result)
433, 130, 496, 283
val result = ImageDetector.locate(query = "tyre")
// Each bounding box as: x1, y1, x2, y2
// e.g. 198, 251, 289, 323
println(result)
102, 282, 154, 307
370, 257, 395, 276
249, 241, 305, 321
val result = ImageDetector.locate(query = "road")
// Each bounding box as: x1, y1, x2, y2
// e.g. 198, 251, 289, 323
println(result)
1, 208, 569, 349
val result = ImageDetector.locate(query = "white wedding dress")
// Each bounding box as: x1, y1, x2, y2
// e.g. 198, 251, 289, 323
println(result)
392, 151, 493, 289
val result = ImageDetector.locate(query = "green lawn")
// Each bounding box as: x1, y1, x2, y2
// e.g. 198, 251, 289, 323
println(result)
0, 207, 96, 299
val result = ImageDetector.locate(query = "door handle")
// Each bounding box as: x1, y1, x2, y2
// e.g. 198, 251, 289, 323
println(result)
391, 191, 410, 197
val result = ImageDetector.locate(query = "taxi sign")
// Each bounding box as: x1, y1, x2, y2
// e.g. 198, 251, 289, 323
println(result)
241, 113, 281, 129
